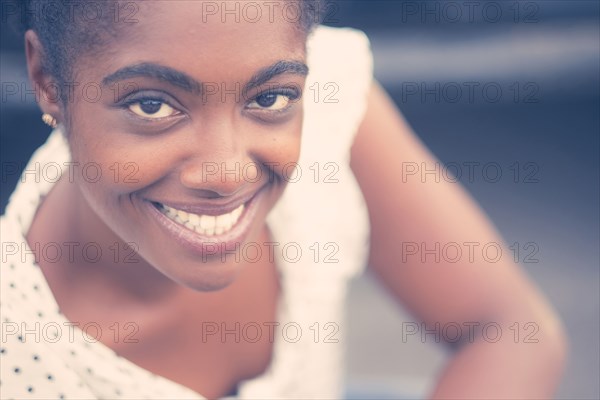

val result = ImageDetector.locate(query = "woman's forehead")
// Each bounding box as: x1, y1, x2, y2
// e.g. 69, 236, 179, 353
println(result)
121, 1, 306, 47
79, 1, 307, 82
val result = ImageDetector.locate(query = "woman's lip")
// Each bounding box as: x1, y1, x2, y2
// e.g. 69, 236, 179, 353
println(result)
142, 187, 266, 257
154, 189, 260, 216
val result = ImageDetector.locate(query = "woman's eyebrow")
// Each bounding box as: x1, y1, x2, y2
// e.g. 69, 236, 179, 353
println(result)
102, 63, 202, 94
101, 60, 308, 95
245, 60, 309, 91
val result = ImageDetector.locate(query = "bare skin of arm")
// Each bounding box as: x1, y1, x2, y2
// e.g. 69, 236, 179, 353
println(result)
350, 81, 567, 399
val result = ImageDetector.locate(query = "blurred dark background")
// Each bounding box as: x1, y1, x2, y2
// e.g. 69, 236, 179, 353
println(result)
1, 1, 599, 399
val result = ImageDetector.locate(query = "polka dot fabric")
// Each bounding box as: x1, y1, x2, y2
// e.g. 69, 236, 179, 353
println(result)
1, 26, 372, 399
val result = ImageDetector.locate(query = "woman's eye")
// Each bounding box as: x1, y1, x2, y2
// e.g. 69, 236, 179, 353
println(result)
128, 99, 179, 119
248, 93, 292, 111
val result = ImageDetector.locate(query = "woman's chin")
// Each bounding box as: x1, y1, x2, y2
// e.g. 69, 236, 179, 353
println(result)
162, 260, 244, 293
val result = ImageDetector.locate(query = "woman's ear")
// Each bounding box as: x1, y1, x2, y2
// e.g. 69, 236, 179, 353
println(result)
24, 30, 63, 124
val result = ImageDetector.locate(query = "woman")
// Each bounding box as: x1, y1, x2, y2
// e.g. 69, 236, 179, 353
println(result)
1, 1, 566, 399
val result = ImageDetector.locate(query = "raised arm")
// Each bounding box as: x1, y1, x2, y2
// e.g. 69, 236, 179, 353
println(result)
350, 81, 567, 399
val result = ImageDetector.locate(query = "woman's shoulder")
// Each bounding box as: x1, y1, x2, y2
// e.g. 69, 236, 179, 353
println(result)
306, 25, 373, 98
308, 25, 371, 56
301, 25, 374, 159
2, 129, 70, 231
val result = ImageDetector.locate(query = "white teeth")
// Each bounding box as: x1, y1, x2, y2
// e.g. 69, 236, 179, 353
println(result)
200, 215, 216, 231
159, 203, 245, 236
215, 213, 232, 231
184, 221, 195, 230
232, 206, 242, 221
177, 210, 189, 222
188, 213, 200, 225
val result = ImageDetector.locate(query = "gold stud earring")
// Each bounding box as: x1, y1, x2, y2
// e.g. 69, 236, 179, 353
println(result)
42, 113, 57, 128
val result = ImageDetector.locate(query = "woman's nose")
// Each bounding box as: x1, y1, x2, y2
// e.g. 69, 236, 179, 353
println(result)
180, 158, 254, 197
178, 122, 254, 197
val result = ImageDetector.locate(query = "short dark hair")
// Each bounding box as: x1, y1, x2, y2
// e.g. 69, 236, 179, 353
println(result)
9, 0, 323, 95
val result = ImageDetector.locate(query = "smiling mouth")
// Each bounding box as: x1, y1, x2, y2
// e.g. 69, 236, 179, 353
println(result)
145, 187, 266, 256
155, 202, 245, 236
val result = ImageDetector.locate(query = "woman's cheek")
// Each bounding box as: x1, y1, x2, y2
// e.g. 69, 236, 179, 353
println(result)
248, 116, 304, 174
68, 132, 169, 196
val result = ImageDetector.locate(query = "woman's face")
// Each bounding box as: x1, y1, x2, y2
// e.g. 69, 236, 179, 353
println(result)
64, 1, 307, 290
